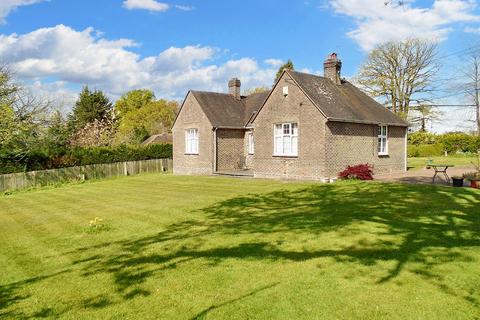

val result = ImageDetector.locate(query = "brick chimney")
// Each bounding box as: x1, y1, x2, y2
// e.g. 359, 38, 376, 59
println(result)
228, 78, 241, 100
324, 53, 342, 85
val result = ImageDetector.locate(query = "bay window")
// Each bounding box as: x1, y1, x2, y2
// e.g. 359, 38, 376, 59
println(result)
274, 123, 298, 156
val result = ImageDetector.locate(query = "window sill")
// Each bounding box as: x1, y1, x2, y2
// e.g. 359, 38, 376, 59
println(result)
185, 153, 199, 156
378, 153, 389, 157
273, 154, 298, 158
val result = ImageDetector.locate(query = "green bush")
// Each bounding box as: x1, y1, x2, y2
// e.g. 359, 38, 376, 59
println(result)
438, 133, 477, 154
407, 132, 480, 156
408, 143, 444, 157
67, 144, 172, 166
408, 131, 437, 145
0, 144, 172, 174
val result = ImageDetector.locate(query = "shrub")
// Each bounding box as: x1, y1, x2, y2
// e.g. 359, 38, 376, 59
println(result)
438, 133, 476, 154
407, 143, 444, 157
338, 164, 374, 180
0, 144, 173, 174
408, 131, 437, 145
61, 144, 173, 167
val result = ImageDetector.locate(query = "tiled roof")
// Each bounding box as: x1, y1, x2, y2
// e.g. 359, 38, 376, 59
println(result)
190, 70, 408, 129
191, 90, 268, 128
287, 70, 408, 127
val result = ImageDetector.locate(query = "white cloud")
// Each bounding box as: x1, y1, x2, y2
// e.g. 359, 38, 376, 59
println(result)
264, 58, 283, 67
122, 0, 169, 12
330, 0, 480, 50
0, 25, 277, 101
0, 0, 46, 24
464, 26, 480, 34
175, 5, 194, 11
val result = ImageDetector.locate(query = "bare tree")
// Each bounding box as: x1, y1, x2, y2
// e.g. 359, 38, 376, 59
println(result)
356, 38, 438, 119
409, 105, 442, 132
0, 64, 53, 162
463, 54, 480, 136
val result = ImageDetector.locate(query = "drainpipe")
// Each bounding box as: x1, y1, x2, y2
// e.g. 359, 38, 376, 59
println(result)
213, 127, 218, 173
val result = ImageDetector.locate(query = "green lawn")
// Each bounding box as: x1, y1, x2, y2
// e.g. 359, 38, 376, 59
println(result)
0, 174, 479, 319
408, 155, 477, 170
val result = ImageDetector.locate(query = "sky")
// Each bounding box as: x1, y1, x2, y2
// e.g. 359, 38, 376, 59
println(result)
1, 0, 480, 132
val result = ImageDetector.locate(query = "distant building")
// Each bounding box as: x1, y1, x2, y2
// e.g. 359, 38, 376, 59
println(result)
142, 133, 173, 145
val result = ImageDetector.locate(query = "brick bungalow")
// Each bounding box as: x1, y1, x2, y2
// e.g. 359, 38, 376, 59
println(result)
172, 53, 408, 180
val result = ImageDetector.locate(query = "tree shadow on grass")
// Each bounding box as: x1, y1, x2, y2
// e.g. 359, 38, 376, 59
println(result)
2, 181, 479, 316
69, 182, 480, 310
190, 282, 280, 320
0, 269, 71, 318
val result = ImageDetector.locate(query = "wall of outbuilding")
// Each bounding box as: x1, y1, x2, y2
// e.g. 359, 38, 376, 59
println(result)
172, 94, 214, 175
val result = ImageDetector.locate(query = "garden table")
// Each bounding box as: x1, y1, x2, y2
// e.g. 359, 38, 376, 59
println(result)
431, 164, 454, 184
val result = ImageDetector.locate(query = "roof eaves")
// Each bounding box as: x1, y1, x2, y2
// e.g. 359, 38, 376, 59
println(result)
249, 70, 288, 124
171, 90, 192, 129
213, 126, 246, 129
327, 117, 409, 127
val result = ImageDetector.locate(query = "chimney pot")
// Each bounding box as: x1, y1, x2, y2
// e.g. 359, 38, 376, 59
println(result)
228, 78, 241, 100
324, 53, 342, 85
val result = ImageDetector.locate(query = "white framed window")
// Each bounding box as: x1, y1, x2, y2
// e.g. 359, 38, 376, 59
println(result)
248, 132, 254, 154
378, 125, 388, 155
185, 128, 199, 154
274, 123, 298, 156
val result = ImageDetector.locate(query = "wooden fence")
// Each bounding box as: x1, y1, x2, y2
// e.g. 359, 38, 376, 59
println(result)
0, 158, 173, 193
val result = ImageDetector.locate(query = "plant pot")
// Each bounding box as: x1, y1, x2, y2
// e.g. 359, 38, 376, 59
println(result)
470, 179, 480, 189
452, 178, 464, 187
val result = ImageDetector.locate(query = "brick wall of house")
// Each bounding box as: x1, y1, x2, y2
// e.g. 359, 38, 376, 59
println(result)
172, 93, 214, 175
324, 122, 406, 177
252, 74, 327, 180
216, 129, 245, 170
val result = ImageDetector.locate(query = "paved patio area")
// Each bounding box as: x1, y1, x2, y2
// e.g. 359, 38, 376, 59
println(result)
376, 166, 475, 186
213, 166, 477, 187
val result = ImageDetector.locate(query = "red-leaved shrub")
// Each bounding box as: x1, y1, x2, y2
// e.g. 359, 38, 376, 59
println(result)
338, 164, 374, 180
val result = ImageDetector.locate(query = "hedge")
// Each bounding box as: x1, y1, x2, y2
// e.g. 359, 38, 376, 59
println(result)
0, 144, 172, 174
438, 133, 480, 154
407, 144, 444, 157
408, 132, 480, 156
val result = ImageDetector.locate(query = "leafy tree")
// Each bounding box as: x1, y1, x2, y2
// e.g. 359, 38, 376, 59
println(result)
275, 60, 294, 83
356, 38, 438, 119
116, 97, 177, 144
69, 86, 113, 130
115, 89, 155, 117
44, 111, 70, 151
0, 104, 16, 147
